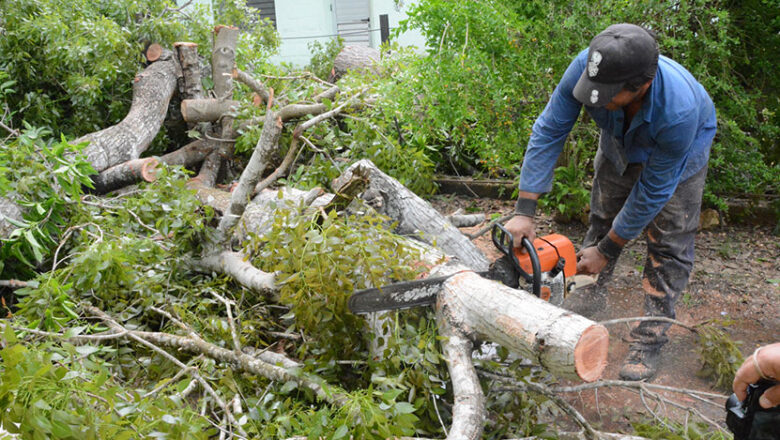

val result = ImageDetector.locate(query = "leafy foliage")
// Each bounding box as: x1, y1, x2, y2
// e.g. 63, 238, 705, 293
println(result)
0, 333, 213, 439
247, 203, 423, 361
0, 127, 94, 278
0, 0, 277, 138
307, 37, 344, 82
392, 0, 779, 218
696, 321, 744, 391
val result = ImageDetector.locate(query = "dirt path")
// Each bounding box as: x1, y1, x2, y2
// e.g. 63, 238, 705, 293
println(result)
431, 195, 780, 433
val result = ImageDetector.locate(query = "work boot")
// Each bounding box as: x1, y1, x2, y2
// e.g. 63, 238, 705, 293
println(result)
561, 283, 607, 319
619, 344, 661, 381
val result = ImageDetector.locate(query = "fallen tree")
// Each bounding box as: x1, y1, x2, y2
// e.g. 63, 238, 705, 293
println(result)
0, 23, 731, 440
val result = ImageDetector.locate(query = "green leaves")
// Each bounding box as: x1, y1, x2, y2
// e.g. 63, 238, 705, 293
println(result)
0, 127, 95, 276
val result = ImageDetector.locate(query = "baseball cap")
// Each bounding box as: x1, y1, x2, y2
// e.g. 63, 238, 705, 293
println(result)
572, 23, 659, 107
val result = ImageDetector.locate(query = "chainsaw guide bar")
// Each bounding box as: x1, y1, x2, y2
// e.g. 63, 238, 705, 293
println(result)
347, 274, 457, 314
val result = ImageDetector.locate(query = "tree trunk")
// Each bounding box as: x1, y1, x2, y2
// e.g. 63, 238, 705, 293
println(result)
174, 42, 204, 100
333, 159, 491, 272
330, 45, 380, 82
71, 53, 179, 173
212, 26, 239, 100
436, 268, 609, 382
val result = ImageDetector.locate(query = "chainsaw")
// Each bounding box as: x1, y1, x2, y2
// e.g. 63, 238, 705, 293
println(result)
348, 224, 578, 314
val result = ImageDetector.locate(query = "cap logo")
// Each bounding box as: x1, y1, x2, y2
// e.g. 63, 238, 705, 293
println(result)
590, 89, 599, 104
588, 51, 602, 78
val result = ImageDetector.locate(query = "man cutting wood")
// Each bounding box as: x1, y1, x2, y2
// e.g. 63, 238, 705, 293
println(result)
505, 23, 717, 380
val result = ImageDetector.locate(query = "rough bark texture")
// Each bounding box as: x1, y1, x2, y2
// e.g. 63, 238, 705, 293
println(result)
330, 45, 380, 82
181, 98, 239, 123
91, 157, 160, 194
91, 139, 216, 193
174, 42, 203, 100
217, 109, 283, 240
333, 160, 490, 272
0, 196, 23, 239
435, 269, 609, 382
212, 26, 239, 100
438, 318, 485, 440
72, 54, 179, 172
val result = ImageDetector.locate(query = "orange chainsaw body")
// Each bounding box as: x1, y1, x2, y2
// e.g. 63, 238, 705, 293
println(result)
514, 234, 577, 278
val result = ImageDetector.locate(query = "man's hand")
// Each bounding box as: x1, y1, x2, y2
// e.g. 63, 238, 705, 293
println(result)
576, 246, 609, 275
733, 342, 780, 408
504, 215, 535, 249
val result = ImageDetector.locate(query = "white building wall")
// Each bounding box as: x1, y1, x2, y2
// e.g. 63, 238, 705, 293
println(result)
369, 0, 426, 50
271, 0, 337, 66
273, 0, 427, 67
178, 0, 428, 67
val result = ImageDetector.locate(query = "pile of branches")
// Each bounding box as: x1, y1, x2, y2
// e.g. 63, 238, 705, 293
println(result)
0, 25, 733, 440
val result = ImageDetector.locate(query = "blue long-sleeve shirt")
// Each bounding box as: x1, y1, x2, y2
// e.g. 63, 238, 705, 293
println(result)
519, 50, 717, 240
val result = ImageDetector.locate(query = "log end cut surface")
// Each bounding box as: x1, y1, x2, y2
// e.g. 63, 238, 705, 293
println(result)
573, 324, 609, 382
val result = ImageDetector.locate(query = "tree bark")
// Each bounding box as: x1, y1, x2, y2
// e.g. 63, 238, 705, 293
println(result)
71, 53, 179, 173
91, 157, 160, 194
197, 250, 276, 294
217, 108, 283, 241
233, 68, 270, 103
333, 159, 491, 272
0, 196, 23, 239
174, 42, 203, 100
435, 269, 609, 382
91, 139, 216, 193
181, 99, 239, 123
438, 317, 485, 440
330, 45, 380, 82
212, 26, 239, 100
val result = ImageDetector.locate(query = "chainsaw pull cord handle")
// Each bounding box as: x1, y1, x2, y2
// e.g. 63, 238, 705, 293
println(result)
491, 224, 542, 297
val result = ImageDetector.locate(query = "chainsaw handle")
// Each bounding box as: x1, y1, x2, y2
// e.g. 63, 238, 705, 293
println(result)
491, 224, 542, 297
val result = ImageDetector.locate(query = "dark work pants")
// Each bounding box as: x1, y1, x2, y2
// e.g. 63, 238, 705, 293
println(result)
582, 149, 708, 349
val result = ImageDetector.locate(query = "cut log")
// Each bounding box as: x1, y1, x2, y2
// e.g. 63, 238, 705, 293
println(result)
333, 159, 490, 272
145, 43, 163, 63
330, 45, 380, 82
91, 139, 216, 193
174, 42, 203, 100
91, 157, 160, 194
181, 98, 239, 123
71, 54, 179, 172
436, 269, 609, 382
212, 26, 239, 99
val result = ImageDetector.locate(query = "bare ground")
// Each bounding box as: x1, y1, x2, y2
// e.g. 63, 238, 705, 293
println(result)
431, 194, 780, 433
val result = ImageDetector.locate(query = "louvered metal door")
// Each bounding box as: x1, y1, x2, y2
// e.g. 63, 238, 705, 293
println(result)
334, 0, 370, 46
